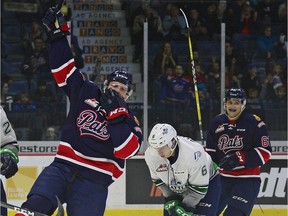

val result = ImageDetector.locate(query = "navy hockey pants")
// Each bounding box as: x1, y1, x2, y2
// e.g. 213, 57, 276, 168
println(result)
21, 161, 111, 216
217, 176, 261, 216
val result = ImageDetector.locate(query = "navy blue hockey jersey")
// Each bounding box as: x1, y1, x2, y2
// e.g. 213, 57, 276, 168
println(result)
206, 109, 271, 178
48, 37, 142, 183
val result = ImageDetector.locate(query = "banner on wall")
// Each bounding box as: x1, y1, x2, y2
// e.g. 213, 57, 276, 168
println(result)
126, 156, 287, 205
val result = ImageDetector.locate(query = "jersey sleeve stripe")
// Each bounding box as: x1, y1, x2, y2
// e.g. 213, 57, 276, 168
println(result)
56, 142, 124, 179
255, 147, 271, 164
114, 132, 140, 159
51, 58, 76, 87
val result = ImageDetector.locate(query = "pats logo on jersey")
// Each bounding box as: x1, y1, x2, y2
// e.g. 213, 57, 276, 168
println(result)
218, 134, 244, 154
156, 164, 168, 172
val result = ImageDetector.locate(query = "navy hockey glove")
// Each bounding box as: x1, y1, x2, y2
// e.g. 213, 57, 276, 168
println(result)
100, 89, 130, 125
219, 151, 246, 171
42, 7, 70, 41
0, 148, 19, 178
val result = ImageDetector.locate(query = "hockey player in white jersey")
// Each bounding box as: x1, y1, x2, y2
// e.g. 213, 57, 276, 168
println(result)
145, 123, 220, 216
0, 106, 19, 216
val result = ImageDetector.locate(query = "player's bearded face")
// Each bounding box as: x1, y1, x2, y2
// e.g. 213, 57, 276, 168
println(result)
225, 99, 242, 119
108, 81, 129, 100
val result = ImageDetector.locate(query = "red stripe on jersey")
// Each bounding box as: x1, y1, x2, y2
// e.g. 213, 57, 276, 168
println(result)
114, 133, 139, 159
256, 147, 271, 164
56, 143, 123, 179
52, 59, 75, 86
220, 167, 261, 177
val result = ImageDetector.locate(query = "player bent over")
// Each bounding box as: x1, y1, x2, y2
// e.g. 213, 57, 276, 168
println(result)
206, 88, 272, 216
15, 7, 142, 216
1, 106, 19, 216
145, 124, 220, 216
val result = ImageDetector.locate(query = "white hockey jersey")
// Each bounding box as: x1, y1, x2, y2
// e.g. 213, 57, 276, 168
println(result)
145, 136, 218, 208
0, 106, 18, 148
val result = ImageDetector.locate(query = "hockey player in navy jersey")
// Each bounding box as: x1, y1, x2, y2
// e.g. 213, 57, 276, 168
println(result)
1, 106, 19, 216
206, 88, 272, 216
145, 123, 220, 216
16, 7, 142, 216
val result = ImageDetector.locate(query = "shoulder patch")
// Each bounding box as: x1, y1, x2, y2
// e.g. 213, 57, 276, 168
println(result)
253, 114, 261, 121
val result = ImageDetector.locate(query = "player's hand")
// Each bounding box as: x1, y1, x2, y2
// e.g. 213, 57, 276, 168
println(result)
0, 149, 19, 178
42, 7, 70, 40
219, 151, 246, 171
100, 89, 129, 124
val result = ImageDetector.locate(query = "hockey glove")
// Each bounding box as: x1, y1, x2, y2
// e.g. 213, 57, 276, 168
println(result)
0, 148, 19, 178
100, 88, 130, 125
175, 205, 194, 216
42, 7, 70, 41
219, 151, 246, 171
164, 200, 181, 215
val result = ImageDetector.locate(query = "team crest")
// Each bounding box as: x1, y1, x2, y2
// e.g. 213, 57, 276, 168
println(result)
156, 164, 168, 172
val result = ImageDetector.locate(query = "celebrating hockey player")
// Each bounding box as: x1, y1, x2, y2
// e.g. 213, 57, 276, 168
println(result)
145, 123, 220, 216
206, 88, 272, 215
1, 106, 19, 216
16, 7, 142, 216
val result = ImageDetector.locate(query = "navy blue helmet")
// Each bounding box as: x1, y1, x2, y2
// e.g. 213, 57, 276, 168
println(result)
107, 70, 133, 91
225, 88, 246, 104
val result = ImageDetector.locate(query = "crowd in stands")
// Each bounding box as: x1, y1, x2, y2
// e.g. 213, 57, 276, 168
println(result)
1, 0, 287, 141
126, 0, 287, 138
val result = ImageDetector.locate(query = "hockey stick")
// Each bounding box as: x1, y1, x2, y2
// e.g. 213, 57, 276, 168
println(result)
0, 201, 48, 216
180, 8, 205, 146
0, 196, 64, 216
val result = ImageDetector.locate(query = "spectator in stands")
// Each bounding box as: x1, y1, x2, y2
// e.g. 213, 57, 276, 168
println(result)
1, 82, 10, 104
222, 0, 246, 39
205, 3, 221, 40
206, 57, 221, 100
32, 80, 56, 104
159, 65, 191, 126
132, 4, 163, 62
187, 8, 209, 41
260, 72, 276, 102
232, 2, 261, 49
42, 126, 59, 141
165, 65, 191, 104
153, 41, 178, 78
162, 3, 187, 41
13, 93, 36, 111
158, 66, 175, 102
274, 85, 287, 104
256, 26, 279, 59
23, 20, 47, 54
242, 63, 262, 94
22, 36, 51, 92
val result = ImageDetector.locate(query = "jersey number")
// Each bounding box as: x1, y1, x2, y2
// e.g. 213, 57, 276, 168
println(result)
2, 121, 11, 135
202, 165, 207, 176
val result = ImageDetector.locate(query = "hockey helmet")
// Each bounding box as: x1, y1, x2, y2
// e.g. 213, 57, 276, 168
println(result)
148, 123, 178, 151
107, 70, 133, 91
104, 70, 133, 99
224, 88, 246, 112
